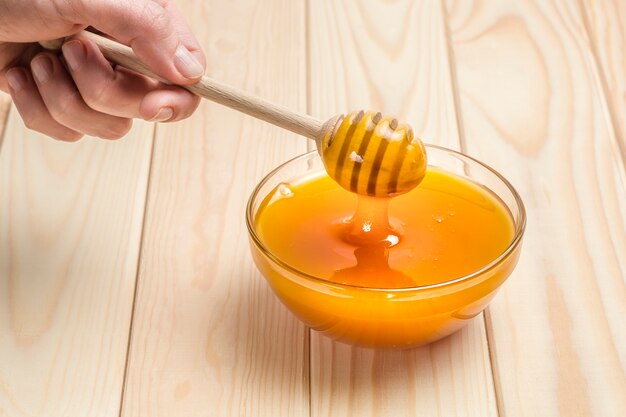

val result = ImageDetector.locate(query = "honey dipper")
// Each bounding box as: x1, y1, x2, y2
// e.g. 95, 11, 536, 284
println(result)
41, 31, 427, 197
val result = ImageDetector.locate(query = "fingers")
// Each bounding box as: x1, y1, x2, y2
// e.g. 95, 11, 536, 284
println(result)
62, 36, 200, 122
1, 0, 206, 143
0, 42, 43, 91
2, 40, 200, 142
5, 67, 83, 142
75, 0, 206, 84
139, 85, 201, 122
158, 1, 206, 70
61, 38, 157, 118
30, 52, 132, 140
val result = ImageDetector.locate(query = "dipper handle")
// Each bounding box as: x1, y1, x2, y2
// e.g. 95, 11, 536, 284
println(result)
40, 31, 427, 197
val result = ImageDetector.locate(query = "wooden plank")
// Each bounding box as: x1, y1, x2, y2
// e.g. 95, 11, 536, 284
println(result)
120, 1, 309, 416
0, 93, 10, 118
0, 117, 154, 415
308, 1, 497, 416
446, 0, 626, 415
0, 93, 11, 147
581, 0, 626, 157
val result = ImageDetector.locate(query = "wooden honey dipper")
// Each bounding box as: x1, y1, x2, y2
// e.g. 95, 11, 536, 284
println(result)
41, 31, 427, 197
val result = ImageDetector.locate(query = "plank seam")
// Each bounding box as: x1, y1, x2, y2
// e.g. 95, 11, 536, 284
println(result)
304, 2, 313, 415
305, 0, 315, 154
306, 327, 312, 417
440, 1, 502, 416
117, 125, 158, 417
483, 309, 505, 417
439, 0, 467, 152
0, 98, 12, 151
576, 0, 626, 171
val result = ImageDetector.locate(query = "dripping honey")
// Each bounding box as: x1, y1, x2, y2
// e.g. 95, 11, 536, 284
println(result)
255, 168, 514, 288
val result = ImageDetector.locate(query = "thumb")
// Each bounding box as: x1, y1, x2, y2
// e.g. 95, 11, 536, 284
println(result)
76, 0, 205, 84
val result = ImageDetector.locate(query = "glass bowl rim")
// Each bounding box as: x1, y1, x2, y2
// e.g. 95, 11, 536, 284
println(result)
246, 144, 526, 292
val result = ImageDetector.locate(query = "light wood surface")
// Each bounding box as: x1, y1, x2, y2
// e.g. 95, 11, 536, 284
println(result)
0, 1, 624, 416
446, 0, 626, 416
582, 0, 626, 156
120, 1, 309, 416
0, 93, 10, 143
0, 113, 153, 417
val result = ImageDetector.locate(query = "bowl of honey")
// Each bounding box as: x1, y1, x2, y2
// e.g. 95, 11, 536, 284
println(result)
247, 145, 525, 348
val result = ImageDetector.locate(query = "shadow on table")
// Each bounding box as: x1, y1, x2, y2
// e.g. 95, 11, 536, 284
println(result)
235, 267, 488, 411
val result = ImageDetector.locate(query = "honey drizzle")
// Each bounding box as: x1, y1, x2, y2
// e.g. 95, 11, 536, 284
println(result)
343, 195, 398, 247
255, 169, 515, 288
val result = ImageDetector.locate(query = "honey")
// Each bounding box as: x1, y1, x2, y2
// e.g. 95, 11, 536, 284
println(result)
248, 151, 523, 347
254, 168, 514, 289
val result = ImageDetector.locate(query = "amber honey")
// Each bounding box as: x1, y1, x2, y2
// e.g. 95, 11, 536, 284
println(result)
248, 149, 523, 347
255, 168, 514, 287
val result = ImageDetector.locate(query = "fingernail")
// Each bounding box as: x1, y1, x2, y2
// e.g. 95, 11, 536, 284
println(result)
6, 68, 27, 92
174, 45, 204, 79
62, 40, 86, 71
31, 55, 53, 83
151, 107, 174, 122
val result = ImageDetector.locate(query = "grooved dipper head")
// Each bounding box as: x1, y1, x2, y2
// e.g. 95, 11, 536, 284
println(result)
317, 111, 427, 197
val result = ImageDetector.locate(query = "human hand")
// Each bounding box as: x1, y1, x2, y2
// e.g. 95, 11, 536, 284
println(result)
0, 0, 205, 141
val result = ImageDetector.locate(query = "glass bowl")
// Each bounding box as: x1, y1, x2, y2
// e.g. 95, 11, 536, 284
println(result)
246, 145, 525, 348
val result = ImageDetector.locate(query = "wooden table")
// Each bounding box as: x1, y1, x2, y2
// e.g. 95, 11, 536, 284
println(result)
1, 1, 624, 416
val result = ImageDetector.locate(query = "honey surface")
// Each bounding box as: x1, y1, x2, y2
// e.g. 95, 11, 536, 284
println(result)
254, 167, 515, 288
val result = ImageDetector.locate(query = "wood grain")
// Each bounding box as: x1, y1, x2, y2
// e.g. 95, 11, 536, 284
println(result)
1, 1, 624, 415
120, 1, 309, 416
0, 93, 10, 148
0, 115, 154, 416
307, 1, 497, 416
311, 324, 497, 417
581, 0, 626, 157
446, 0, 626, 415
